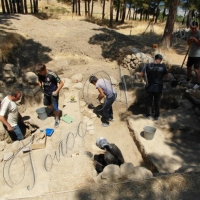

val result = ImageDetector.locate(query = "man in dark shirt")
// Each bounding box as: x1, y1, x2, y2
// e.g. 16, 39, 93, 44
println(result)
140, 54, 168, 120
36, 63, 64, 127
94, 137, 125, 173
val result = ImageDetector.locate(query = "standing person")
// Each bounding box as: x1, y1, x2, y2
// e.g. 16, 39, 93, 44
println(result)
0, 90, 24, 141
36, 63, 64, 128
89, 76, 117, 127
94, 137, 124, 173
186, 21, 200, 87
140, 54, 168, 120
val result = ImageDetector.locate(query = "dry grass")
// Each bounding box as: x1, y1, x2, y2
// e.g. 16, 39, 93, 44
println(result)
0, 31, 24, 62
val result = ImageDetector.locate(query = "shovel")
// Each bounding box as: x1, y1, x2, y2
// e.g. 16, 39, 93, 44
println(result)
171, 45, 191, 88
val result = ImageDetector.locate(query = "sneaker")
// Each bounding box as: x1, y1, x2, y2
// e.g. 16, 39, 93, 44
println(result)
101, 123, 110, 127
109, 118, 114, 122
193, 84, 200, 89
54, 120, 60, 128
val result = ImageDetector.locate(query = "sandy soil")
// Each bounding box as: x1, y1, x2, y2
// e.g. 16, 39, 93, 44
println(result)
1, 5, 199, 199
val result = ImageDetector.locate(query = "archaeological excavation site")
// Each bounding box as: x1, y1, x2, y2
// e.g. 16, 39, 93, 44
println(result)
1, 5, 200, 200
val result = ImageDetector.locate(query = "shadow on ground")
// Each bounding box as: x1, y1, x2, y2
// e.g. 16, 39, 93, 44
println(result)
75, 172, 200, 200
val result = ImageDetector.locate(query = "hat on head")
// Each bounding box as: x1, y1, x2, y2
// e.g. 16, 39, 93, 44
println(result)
155, 54, 163, 60
96, 137, 110, 149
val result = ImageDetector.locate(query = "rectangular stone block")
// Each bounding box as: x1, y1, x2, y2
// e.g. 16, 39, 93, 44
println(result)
30, 132, 46, 150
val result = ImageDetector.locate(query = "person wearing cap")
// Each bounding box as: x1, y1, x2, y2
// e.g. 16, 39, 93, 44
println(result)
89, 76, 117, 127
94, 137, 125, 173
186, 21, 200, 87
140, 54, 168, 120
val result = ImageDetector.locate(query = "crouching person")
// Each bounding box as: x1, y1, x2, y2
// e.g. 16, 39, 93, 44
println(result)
94, 137, 124, 173
0, 90, 24, 141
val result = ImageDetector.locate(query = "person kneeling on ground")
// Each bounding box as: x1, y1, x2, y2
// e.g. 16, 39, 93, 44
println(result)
94, 137, 125, 173
35, 63, 64, 128
0, 90, 24, 141
89, 76, 117, 127
139, 54, 168, 120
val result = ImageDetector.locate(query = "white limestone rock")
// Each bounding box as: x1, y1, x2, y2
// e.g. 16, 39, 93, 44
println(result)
80, 100, 86, 107
72, 82, 83, 90
110, 76, 118, 86
4, 152, 14, 161
62, 78, 71, 89
101, 164, 122, 182
0, 141, 6, 151
11, 141, 23, 152
127, 167, 153, 181
120, 162, 135, 176
22, 72, 38, 85
71, 73, 83, 83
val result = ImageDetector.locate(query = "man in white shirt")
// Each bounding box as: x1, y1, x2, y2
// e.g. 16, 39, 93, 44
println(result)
0, 90, 24, 141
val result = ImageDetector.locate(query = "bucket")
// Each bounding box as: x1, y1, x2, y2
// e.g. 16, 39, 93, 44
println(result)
36, 107, 48, 120
143, 126, 156, 140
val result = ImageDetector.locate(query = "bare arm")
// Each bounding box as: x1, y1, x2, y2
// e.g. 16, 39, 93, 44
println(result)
0, 115, 13, 131
97, 87, 105, 101
38, 80, 43, 87
188, 37, 200, 46
56, 80, 64, 93
140, 72, 145, 78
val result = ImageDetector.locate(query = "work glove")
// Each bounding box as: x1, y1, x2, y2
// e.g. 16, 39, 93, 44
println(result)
52, 91, 58, 96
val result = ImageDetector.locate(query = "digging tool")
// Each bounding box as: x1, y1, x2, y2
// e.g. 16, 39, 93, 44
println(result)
171, 45, 191, 87
179, 44, 191, 74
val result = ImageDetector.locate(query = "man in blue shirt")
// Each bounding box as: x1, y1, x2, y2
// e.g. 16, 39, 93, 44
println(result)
36, 63, 64, 127
140, 54, 168, 120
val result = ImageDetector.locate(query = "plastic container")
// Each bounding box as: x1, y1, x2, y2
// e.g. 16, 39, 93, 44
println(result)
143, 126, 156, 140
36, 107, 48, 120
45, 128, 54, 136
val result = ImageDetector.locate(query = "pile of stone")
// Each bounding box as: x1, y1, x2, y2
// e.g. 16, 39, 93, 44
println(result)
121, 52, 154, 75
93, 163, 152, 184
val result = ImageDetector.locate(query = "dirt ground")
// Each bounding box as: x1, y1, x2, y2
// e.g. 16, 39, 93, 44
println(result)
1, 3, 200, 199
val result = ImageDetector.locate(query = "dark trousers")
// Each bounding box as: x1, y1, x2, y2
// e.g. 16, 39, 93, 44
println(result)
146, 91, 162, 117
103, 94, 117, 122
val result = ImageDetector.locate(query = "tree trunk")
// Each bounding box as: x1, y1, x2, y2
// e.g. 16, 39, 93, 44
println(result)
72, 0, 75, 13
102, 0, 105, 19
30, 0, 33, 13
109, 0, 113, 27
87, 0, 90, 17
5, 0, 10, 13
8, 0, 13, 13
12, 0, 16, 13
162, 7, 166, 21
78, 0, 81, 15
162, 0, 180, 48
121, 0, 126, 23
84, 0, 87, 16
115, 0, 120, 22
24, 0, 27, 13
16, 0, 20, 13
91, 0, 94, 17
154, 7, 160, 23
1, 0, 6, 13
20, 0, 24, 13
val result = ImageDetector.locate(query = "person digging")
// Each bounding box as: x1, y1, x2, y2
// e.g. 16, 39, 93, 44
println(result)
94, 137, 125, 174
89, 76, 117, 127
